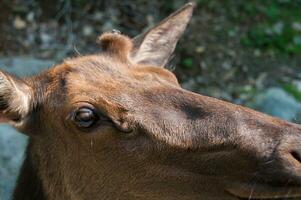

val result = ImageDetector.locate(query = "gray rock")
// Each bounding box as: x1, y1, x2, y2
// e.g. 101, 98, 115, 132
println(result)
0, 126, 27, 200
252, 88, 301, 121
292, 21, 301, 32
0, 57, 53, 200
295, 80, 301, 91
0, 57, 54, 76
293, 36, 301, 45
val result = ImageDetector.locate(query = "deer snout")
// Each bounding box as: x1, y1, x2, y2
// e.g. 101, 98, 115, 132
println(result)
237, 115, 301, 185
277, 134, 301, 181
291, 149, 301, 164
253, 130, 301, 186
227, 123, 301, 199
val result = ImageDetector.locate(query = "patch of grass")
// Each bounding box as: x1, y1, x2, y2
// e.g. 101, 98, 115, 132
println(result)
196, 0, 301, 54
241, 23, 301, 54
240, 0, 301, 54
282, 83, 301, 101
181, 58, 194, 69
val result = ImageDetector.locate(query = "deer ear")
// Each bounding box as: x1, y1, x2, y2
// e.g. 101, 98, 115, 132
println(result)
130, 3, 194, 67
0, 71, 33, 125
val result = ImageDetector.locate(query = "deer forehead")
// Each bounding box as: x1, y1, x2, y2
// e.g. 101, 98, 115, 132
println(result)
60, 55, 177, 91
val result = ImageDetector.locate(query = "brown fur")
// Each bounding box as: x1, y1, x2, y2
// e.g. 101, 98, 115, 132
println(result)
98, 33, 133, 62
0, 3, 300, 200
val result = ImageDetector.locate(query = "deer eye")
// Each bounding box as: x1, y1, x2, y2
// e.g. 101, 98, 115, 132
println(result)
73, 107, 98, 128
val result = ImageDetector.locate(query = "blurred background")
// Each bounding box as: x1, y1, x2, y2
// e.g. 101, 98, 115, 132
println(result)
0, 0, 301, 199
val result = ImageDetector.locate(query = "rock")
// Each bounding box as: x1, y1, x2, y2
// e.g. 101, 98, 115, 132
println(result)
195, 46, 206, 54
266, 21, 284, 36
292, 22, 301, 32
13, 16, 26, 30
83, 25, 94, 37
294, 80, 301, 91
92, 12, 104, 21
26, 12, 35, 23
0, 126, 27, 200
252, 88, 301, 121
0, 57, 53, 199
293, 36, 301, 45
254, 49, 261, 57
102, 21, 115, 32
0, 57, 53, 76
221, 61, 232, 70
40, 32, 52, 47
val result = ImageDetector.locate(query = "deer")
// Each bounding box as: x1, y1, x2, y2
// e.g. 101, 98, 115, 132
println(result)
0, 3, 301, 200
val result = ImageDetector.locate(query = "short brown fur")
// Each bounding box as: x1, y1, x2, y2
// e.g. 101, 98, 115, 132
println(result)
0, 3, 300, 200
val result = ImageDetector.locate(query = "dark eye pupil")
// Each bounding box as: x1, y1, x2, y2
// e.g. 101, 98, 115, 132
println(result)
77, 110, 93, 121
74, 108, 96, 128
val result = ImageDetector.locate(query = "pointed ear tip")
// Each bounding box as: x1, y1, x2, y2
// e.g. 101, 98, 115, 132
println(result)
185, 2, 196, 8
0, 70, 7, 77
182, 2, 196, 11
174, 2, 195, 19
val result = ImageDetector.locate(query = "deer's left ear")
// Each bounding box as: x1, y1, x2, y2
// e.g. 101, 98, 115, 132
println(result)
0, 71, 33, 126
131, 3, 194, 67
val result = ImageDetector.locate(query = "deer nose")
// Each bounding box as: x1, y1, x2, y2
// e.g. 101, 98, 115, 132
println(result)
282, 136, 301, 166
257, 134, 301, 185
291, 149, 301, 163
276, 135, 301, 182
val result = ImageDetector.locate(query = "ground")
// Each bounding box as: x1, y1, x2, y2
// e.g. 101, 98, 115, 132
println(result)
0, 0, 301, 103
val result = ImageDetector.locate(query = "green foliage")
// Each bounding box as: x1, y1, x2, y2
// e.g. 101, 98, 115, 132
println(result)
282, 83, 301, 101
196, 0, 301, 54
242, 24, 301, 54
182, 58, 194, 68
240, 0, 301, 54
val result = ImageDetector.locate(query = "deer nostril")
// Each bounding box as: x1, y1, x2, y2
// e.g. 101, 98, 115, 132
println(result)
291, 150, 301, 163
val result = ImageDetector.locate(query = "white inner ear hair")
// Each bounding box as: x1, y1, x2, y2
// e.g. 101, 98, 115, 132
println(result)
0, 72, 32, 120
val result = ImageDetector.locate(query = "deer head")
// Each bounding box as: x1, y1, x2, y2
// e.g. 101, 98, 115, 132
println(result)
2, 3, 301, 200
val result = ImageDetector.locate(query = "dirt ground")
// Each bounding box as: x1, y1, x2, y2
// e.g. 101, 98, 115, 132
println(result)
0, 0, 300, 104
